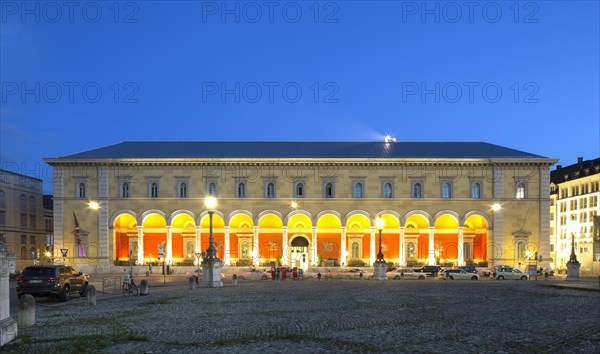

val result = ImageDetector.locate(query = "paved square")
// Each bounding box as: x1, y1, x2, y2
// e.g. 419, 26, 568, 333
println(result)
4, 279, 600, 353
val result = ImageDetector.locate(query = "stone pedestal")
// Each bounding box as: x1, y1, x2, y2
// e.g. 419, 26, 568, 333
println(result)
0, 242, 17, 346
566, 261, 581, 281
373, 261, 387, 281
201, 258, 223, 288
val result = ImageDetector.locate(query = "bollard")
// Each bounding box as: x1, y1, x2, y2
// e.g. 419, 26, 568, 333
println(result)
359, 272, 364, 281
317, 273, 321, 281
18, 294, 35, 327
85, 285, 97, 306
140, 279, 149, 295
232, 274, 238, 286
188, 277, 196, 289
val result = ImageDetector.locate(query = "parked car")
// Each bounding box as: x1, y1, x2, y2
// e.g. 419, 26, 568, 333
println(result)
445, 269, 479, 280
458, 265, 477, 274
491, 266, 514, 279
16, 265, 88, 301
419, 265, 442, 277
494, 268, 528, 280
438, 269, 449, 278
236, 268, 270, 280
388, 268, 426, 280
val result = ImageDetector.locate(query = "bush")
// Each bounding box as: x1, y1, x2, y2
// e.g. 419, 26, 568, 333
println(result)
347, 259, 367, 267
236, 258, 252, 266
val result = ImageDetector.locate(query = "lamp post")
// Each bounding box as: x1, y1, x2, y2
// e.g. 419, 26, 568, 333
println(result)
566, 231, 581, 281
60, 248, 68, 265
490, 203, 501, 268
373, 218, 387, 280
201, 196, 223, 288
195, 252, 202, 280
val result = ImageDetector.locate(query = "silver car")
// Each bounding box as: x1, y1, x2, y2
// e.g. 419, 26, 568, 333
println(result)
495, 268, 529, 280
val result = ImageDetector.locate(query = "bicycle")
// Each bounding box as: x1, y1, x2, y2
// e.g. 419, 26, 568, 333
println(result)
122, 274, 139, 297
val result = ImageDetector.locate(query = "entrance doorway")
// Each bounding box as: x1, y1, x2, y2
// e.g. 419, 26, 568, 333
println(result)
290, 236, 310, 270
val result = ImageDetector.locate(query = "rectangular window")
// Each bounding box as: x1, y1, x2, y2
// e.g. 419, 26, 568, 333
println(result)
550, 212, 554, 220
592, 196, 598, 207
570, 214, 577, 221
580, 213, 587, 223
0, 211, 5, 225
30, 235, 36, 244
19, 177, 26, 186
550, 244, 554, 252
20, 213, 27, 228
29, 214, 36, 228
21, 235, 26, 244
580, 198, 588, 209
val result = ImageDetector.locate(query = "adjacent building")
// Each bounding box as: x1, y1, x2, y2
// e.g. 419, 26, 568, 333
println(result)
549, 157, 600, 274
0, 169, 53, 271
44, 141, 556, 274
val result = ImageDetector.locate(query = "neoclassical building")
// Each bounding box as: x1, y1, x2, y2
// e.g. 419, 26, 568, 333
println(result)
44, 141, 556, 273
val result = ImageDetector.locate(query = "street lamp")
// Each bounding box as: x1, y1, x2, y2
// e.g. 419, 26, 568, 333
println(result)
60, 248, 68, 264
202, 196, 223, 288
373, 218, 387, 280
376, 218, 385, 262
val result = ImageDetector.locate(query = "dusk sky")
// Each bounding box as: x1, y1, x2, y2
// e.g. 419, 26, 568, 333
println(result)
1, 1, 598, 194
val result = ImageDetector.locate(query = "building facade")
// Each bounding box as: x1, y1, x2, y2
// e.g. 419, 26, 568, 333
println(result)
44, 141, 556, 274
0, 169, 53, 271
549, 157, 600, 274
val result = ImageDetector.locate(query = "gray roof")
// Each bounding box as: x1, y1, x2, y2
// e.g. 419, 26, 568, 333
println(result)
55, 141, 546, 159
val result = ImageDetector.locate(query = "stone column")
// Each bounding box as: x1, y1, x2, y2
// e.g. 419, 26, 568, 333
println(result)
166, 226, 172, 265
399, 227, 405, 266
539, 167, 551, 270
52, 167, 64, 264
96, 167, 110, 273
340, 227, 347, 266
492, 166, 504, 267
0, 239, 17, 345
282, 227, 288, 266
458, 227, 464, 266
224, 226, 230, 266
253, 226, 259, 266
312, 227, 317, 266
370, 227, 376, 266
428, 227, 435, 266
137, 226, 144, 264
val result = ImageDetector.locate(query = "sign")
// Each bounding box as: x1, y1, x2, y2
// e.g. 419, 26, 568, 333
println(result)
158, 243, 165, 258
527, 265, 537, 276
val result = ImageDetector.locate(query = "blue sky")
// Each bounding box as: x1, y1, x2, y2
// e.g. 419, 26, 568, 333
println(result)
1, 1, 599, 193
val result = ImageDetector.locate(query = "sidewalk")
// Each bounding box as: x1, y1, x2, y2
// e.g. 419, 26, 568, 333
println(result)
534, 276, 600, 292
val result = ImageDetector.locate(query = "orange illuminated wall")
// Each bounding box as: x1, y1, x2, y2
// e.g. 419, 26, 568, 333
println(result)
144, 233, 166, 260
418, 234, 429, 260
317, 233, 340, 260
259, 232, 282, 261
171, 233, 183, 258
116, 232, 130, 259
436, 234, 459, 260
472, 232, 487, 260
382, 232, 399, 260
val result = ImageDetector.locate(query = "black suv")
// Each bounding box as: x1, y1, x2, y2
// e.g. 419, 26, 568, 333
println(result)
419, 265, 442, 277
459, 265, 477, 274
16, 265, 88, 301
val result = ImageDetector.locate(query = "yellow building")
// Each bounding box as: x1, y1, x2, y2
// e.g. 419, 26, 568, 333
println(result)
44, 141, 556, 274
0, 169, 53, 271
549, 157, 600, 274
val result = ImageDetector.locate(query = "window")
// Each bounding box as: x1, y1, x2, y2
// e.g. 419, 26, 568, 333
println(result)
20, 194, 27, 210
18, 177, 25, 186
21, 235, 26, 244
570, 200, 578, 210
550, 244, 554, 252
266, 182, 275, 198
353, 182, 363, 198
29, 196, 36, 212
295, 181, 305, 198
516, 240, 527, 260
121, 182, 130, 198
236, 182, 246, 198
406, 242, 416, 259
178, 182, 188, 198
441, 181, 452, 198
20, 213, 27, 228
208, 182, 217, 196
581, 198, 588, 209
0, 173, 6, 183
463, 242, 471, 260
383, 182, 393, 198
515, 182, 526, 199
150, 182, 159, 198
29, 215, 36, 228
0, 190, 5, 208
550, 212, 554, 221
471, 182, 481, 199
351, 242, 359, 259
591, 196, 598, 207
30, 235, 36, 244
324, 182, 334, 198
78, 182, 86, 198
580, 213, 587, 223
0, 211, 5, 226
412, 182, 422, 198
560, 215, 566, 226
21, 246, 27, 260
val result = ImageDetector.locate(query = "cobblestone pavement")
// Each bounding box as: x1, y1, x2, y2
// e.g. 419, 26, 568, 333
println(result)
4, 278, 600, 353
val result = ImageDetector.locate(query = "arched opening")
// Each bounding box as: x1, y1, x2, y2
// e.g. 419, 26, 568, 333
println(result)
287, 213, 313, 266
317, 213, 342, 266
113, 213, 137, 264
290, 236, 310, 270
171, 213, 196, 265
143, 213, 167, 263
463, 214, 489, 267
434, 214, 459, 266
258, 213, 283, 266
229, 213, 254, 266
404, 214, 430, 266
379, 214, 400, 265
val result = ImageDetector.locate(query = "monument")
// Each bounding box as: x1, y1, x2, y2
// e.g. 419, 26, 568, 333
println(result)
566, 233, 581, 281
0, 235, 17, 346
373, 219, 388, 281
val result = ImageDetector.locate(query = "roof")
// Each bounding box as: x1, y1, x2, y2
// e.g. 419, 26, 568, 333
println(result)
551, 157, 600, 184
53, 141, 547, 160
